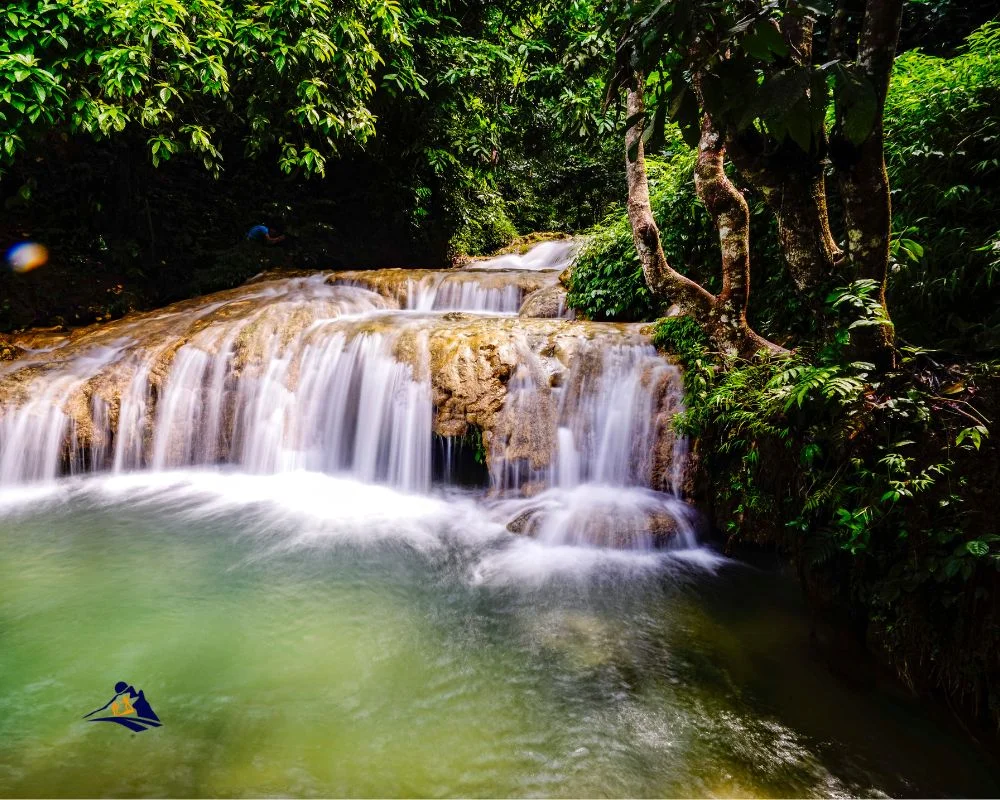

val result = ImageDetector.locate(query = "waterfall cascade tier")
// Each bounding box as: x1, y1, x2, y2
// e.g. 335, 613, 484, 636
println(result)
0, 244, 692, 548
329, 267, 572, 316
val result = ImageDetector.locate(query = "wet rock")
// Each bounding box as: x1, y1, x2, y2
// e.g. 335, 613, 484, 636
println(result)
0, 338, 25, 362
518, 286, 572, 319
500, 490, 683, 547
0, 270, 683, 497
427, 319, 519, 439
328, 268, 556, 310
505, 508, 536, 534
480, 231, 573, 258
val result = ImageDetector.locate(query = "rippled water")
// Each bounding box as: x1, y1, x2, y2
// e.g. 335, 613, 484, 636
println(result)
0, 471, 996, 798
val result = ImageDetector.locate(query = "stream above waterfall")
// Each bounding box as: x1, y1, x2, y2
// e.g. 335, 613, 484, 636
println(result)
1, 243, 997, 797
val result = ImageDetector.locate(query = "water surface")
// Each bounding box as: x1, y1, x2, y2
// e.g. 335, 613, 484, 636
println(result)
0, 471, 995, 798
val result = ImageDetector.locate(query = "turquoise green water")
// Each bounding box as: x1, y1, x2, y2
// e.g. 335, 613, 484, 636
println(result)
0, 471, 996, 798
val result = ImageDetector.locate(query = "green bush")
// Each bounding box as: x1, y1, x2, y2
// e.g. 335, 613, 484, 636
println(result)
565, 143, 799, 334
567, 149, 719, 321
885, 22, 1000, 352
653, 284, 1000, 724
447, 188, 518, 257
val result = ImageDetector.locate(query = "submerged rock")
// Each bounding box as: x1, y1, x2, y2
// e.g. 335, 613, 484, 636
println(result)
531, 611, 623, 669
495, 484, 694, 549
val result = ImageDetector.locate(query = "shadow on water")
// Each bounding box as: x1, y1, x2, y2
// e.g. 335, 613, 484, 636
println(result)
675, 559, 1000, 797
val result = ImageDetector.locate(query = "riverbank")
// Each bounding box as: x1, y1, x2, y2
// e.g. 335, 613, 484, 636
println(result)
654, 317, 1000, 756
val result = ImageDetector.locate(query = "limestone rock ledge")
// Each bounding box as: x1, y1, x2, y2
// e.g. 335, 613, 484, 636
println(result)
0, 273, 683, 494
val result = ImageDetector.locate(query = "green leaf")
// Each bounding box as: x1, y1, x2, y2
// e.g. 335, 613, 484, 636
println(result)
836, 67, 878, 145
784, 97, 813, 151
673, 88, 701, 149
743, 21, 789, 63
966, 540, 990, 557
626, 138, 641, 163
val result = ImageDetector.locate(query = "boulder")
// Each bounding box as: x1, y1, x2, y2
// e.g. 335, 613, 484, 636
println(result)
0, 337, 25, 362
518, 285, 572, 319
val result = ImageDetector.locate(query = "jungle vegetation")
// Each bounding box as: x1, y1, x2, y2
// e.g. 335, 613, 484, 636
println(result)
2, 0, 999, 748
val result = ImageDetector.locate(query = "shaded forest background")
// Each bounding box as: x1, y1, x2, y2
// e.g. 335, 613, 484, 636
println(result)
4, 0, 996, 350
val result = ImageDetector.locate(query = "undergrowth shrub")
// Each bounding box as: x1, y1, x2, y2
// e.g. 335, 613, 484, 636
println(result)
446, 182, 518, 257
565, 146, 799, 338
654, 283, 1000, 726
885, 22, 1000, 352
567, 150, 717, 321
570, 23, 1000, 351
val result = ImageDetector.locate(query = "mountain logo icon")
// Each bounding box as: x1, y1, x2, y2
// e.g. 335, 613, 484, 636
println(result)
83, 681, 162, 733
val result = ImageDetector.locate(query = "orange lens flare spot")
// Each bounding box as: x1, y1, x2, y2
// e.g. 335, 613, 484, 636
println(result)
7, 242, 49, 273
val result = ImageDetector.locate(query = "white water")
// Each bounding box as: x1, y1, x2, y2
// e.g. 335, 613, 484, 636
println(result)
330, 268, 570, 316
469, 239, 581, 272
0, 242, 692, 550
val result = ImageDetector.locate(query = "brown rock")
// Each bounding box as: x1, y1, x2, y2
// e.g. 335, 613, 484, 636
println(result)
518, 286, 572, 319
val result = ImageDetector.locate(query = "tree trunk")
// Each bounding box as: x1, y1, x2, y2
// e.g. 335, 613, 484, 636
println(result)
724, 7, 840, 295
693, 113, 750, 335
728, 135, 841, 294
624, 71, 715, 318
833, 0, 904, 365
624, 71, 783, 358
693, 112, 785, 357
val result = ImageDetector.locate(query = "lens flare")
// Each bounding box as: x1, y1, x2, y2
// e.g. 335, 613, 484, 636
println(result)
6, 242, 49, 273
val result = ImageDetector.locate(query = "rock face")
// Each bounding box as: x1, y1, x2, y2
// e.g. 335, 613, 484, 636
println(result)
518, 285, 572, 319
0, 338, 26, 362
0, 268, 686, 509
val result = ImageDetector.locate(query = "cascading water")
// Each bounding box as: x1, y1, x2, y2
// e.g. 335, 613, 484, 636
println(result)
1, 243, 992, 799
468, 238, 581, 271
0, 241, 690, 549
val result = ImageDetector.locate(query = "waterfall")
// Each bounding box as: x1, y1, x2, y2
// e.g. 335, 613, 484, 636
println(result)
0, 243, 692, 549
468, 239, 580, 271
329, 267, 569, 315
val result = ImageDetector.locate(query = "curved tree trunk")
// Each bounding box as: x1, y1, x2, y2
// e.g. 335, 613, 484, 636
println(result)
624, 71, 715, 318
624, 70, 783, 358
693, 113, 750, 333
694, 112, 785, 357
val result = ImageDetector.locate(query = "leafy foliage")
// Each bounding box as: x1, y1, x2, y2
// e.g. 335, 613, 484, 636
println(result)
567, 148, 719, 320
603, 0, 883, 158
372, 0, 620, 255
884, 22, 1000, 352
653, 283, 999, 719
0, 0, 423, 177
